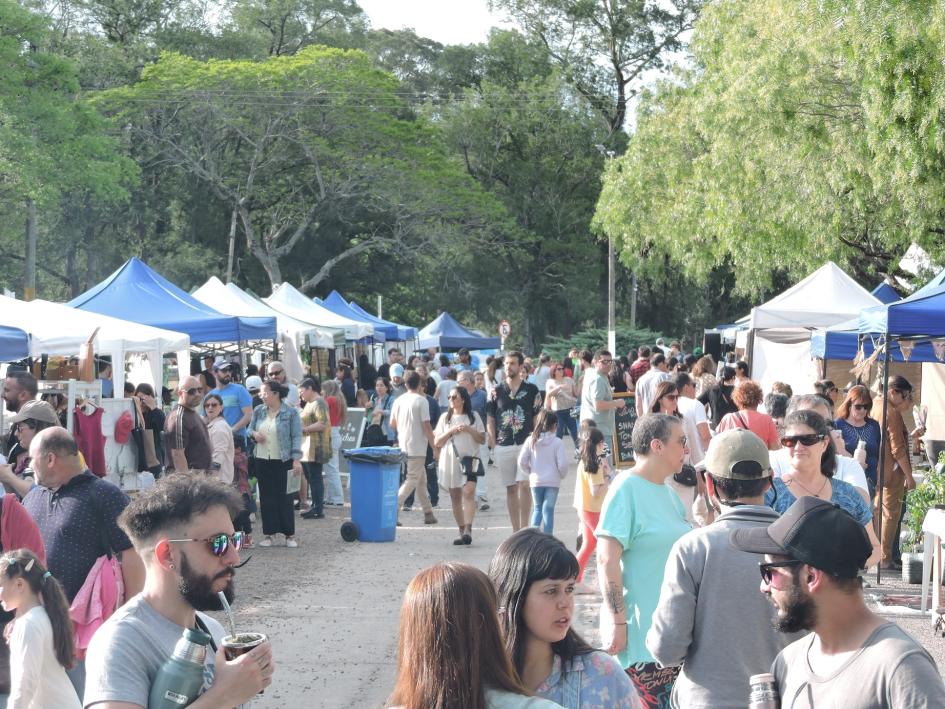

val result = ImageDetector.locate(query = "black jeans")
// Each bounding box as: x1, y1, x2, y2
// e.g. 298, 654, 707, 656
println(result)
404, 449, 439, 508
254, 458, 295, 537
302, 462, 324, 515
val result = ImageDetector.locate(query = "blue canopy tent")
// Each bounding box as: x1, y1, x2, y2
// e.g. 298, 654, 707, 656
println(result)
870, 282, 900, 304
314, 291, 388, 343
0, 325, 29, 361
811, 317, 941, 363
347, 301, 418, 342
418, 312, 500, 351
910, 267, 945, 299
859, 283, 945, 339
68, 258, 276, 344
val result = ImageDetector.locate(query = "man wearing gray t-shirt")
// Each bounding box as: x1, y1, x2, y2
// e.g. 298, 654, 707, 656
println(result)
579, 349, 625, 438
732, 496, 945, 708
84, 474, 273, 709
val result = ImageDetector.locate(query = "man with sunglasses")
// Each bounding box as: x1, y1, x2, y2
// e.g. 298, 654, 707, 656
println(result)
731, 496, 944, 708
647, 430, 800, 709
85, 473, 272, 709
207, 360, 253, 443
164, 376, 212, 474
579, 350, 626, 450
266, 361, 298, 407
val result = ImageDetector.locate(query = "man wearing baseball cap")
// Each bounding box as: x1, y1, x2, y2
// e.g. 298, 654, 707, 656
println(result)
732, 496, 945, 707
647, 430, 800, 708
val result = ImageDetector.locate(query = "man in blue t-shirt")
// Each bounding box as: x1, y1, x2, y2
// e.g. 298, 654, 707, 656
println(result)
208, 361, 253, 440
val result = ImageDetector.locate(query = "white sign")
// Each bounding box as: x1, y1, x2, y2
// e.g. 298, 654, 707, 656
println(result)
498, 320, 512, 339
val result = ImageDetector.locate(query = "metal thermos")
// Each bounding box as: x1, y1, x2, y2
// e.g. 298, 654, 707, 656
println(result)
148, 627, 211, 709
748, 672, 780, 709
854, 440, 867, 467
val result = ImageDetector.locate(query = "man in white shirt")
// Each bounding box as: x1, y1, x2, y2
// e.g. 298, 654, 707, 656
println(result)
391, 371, 438, 524
769, 394, 869, 501
674, 373, 711, 466
635, 353, 671, 416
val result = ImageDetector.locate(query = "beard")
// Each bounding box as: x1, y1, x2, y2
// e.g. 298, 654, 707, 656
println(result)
773, 584, 817, 633
178, 551, 235, 611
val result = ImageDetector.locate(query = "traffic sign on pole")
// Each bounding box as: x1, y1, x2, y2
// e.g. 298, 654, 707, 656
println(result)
498, 320, 511, 349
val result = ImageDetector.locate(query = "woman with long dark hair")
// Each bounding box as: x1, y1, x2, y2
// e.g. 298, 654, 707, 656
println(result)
572, 428, 612, 589
490, 530, 640, 709
388, 562, 560, 709
1, 548, 80, 708
434, 386, 485, 546
649, 381, 681, 417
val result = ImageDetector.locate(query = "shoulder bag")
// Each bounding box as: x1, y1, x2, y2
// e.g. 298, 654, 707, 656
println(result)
451, 417, 485, 477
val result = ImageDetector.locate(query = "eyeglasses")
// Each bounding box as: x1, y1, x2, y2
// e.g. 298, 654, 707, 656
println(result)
759, 559, 803, 584
852, 404, 869, 411
599, 359, 614, 365
167, 532, 244, 557
185, 387, 204, 396
780, 434, 826, 448
269, 370, 284, 375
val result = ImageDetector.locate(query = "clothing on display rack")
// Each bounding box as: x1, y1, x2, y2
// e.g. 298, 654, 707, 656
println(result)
74, 404, 107, 477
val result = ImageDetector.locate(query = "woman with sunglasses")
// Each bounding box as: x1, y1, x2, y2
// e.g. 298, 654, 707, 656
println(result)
546, 362, 579, 447
834, 385, 882, 497
716, 381, 780, 451
490, 530, 641, 709
203, 394, 235, 486
765, 410, 881, 568
434, 387, 485, 545
648, 381, 681, 417
248, 379, 303, 548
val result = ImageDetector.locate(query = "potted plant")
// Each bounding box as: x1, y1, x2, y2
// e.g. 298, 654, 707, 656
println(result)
902, 457, 945, 584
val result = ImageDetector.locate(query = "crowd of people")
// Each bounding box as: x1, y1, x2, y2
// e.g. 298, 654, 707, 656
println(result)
0, 335, 943, 708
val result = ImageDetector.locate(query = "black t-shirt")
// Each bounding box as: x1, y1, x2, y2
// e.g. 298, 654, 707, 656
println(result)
378, 363, 391, 381
487, 381, 542, 446
699, 385, 738, 427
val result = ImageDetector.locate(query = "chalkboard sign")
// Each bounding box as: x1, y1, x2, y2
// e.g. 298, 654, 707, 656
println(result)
338, 407, 367, 474
612, 393, 636, 469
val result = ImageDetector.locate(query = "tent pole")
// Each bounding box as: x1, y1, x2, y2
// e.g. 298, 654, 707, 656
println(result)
875, 333, 891, 586
746, 329, 756, 378
855, 333, 864, 385
273, 338, 278, 361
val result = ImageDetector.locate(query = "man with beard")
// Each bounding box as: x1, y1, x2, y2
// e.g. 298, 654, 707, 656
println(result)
207, 360, 253, 443
22, 428, 145, 697
84, 473, 273, 708
731, 496, 945, 708
2, 369, 37, 457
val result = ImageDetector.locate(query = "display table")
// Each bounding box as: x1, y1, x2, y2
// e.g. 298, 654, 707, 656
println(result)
920, 508, 945, 616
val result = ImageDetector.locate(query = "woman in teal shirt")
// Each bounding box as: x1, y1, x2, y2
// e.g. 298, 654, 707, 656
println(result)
596, 413, 691, 709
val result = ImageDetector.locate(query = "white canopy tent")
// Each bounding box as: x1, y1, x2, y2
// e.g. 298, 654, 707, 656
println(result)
0, 295, 190, 392
264, 283, 373, 341
747, 262, 882, 394
192, 277, 339, 348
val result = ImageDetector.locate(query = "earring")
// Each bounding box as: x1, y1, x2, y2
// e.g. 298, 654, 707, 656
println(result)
169, 563, 175, 570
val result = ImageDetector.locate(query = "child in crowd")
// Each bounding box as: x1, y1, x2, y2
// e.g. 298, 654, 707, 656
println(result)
518, 409, 569, 535
1, 549, 81, 709
573, 427, 613, 591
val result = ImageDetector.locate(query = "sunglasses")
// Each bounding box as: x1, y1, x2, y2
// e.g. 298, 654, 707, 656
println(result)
167, 531, 244, 557
893, 389, 913, 399
663, 394, 678, 401
852, 404, 869, 411
780, 434, 825, 448
270, 370, 284, 375
759, 559, 803, 584
448, 394, 461, 400
204, 402, 220, 409
186, 387, 204, 396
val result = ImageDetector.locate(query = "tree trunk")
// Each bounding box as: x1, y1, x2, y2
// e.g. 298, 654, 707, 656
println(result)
24, 200, 37, 301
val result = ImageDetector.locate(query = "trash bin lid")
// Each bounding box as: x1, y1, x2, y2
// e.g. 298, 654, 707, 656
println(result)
343, 446, 406, 464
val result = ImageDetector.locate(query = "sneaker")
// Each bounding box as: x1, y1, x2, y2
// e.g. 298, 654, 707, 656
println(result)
478, 502, 490, 511
301, 509, 321, 519
259, 536, 273, 548
286, 537, 299, 548
424, 512, 438, 525
402, 505, 413, 512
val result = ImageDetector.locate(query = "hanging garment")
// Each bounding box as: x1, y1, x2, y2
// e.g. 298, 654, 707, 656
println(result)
74, 406, 107, 477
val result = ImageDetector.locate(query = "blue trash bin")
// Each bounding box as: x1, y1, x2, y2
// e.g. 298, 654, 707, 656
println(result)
341, 446, 405, 542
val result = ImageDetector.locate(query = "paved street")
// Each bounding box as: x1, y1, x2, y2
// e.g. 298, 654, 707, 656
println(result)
213, 454, 945, 708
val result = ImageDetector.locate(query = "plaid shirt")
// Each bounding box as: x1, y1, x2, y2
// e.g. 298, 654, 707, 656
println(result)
629, 357, 650, 384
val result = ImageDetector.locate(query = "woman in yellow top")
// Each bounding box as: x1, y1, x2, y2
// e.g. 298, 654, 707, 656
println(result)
572, 427, 613, 592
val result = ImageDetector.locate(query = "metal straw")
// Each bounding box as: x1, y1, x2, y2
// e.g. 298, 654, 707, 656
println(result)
218, 591, 237, 638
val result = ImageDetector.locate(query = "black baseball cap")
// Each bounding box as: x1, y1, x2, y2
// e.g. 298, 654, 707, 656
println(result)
730, 497, 871, 579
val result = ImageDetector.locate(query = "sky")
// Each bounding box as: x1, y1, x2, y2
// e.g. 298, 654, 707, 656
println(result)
357, 0, 512, 46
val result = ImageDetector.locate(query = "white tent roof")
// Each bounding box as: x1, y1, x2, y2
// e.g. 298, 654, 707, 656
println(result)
192, 277, 338, 348
0, 295, 190, 390
264, 283, 373, 340
749, 262, 882, 330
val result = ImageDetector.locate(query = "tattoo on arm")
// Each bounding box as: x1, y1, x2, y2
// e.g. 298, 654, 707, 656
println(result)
606, 582, 625, 615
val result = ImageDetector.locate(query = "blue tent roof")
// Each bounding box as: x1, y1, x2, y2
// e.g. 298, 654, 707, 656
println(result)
870, 282, 900, 304
0, 325, 29, 361
347, 301, 418, 341
68, 258, 276, 344
418, 312, 501, 351
911, 267, 945, 299
811, 317, 940, 362
859, 282, 945, 338
313, 291, 388, 342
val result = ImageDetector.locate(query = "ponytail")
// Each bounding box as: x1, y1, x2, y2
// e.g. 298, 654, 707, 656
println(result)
2, 549, 75, 669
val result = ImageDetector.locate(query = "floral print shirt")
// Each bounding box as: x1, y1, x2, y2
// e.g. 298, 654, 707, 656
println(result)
535, 651, 642, 709
487, 380, 542, 446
